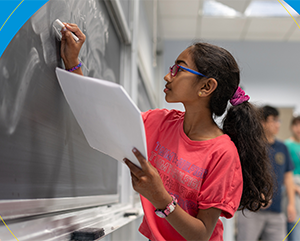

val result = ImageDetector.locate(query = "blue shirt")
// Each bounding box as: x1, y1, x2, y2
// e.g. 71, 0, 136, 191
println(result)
265, 140, 294, 213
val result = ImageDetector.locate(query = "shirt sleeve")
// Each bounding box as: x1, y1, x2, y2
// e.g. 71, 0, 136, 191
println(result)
197, 143, 243, 218
142, 108, 179, 128
284, 144, 294, 173
141, 109, 154, 123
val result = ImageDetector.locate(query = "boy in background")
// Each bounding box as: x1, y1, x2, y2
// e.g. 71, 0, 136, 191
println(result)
284, 116, 300, 240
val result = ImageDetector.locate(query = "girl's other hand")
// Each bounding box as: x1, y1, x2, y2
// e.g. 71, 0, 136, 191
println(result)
124, 148, 172, 209
60, 23, 86, 70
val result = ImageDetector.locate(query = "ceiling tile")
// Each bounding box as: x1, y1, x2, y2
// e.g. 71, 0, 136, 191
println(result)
246, 18, 294, 33
287, 26, 300, 42
199, 17, 248, 39
243, 17, 294, 41
158, 0, 202, 17
217, 0, 251, 13
160, 17, 198, 39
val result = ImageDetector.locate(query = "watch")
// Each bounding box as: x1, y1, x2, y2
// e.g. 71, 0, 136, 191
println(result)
155, 195, 177, 218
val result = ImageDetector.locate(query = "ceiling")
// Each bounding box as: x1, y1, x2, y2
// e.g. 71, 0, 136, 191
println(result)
149, 0, 300, 42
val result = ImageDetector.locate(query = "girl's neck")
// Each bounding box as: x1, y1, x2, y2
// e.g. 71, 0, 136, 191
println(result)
183, 108, 223, 141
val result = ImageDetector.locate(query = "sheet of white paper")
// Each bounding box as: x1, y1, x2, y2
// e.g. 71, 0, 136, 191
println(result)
55, 67, 147, 168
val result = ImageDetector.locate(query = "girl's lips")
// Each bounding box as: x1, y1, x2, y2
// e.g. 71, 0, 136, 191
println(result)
164, 87, 170, 93
164, 84, 171, 91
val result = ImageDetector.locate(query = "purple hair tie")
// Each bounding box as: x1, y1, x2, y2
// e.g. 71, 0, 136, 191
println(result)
230, 87, 250, 106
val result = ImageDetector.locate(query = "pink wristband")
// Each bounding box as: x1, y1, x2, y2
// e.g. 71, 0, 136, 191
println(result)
67, 62, 82, 72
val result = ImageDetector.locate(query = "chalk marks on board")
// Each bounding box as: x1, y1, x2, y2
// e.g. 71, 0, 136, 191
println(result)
0, 0, 121, 201
0, 45, 41, 135
31, 3, 57, 65
0, 0, 118, 136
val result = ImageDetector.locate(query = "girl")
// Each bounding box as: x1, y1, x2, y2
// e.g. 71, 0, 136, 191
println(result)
60, 24, 274, 241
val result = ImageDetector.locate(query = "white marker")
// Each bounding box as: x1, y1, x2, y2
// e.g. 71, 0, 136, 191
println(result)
54, 19, 79, 42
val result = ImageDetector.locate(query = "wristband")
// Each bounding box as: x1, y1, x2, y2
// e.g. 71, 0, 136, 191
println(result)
154, 195, 177, 218
67, 62, 82, 72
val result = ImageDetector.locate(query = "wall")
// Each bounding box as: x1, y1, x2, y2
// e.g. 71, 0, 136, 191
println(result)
277, 107, 294, 141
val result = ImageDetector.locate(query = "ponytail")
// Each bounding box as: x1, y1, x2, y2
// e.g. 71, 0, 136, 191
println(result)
223, 102, 274, 211
189, 42, 274, 212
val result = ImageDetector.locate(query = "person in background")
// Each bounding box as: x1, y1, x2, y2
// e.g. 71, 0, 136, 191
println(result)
60, 23, 275, 241
284, 116, 300, 240
237, 105, 296, 241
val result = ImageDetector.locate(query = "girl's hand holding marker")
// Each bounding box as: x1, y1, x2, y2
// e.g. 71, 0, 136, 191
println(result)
58, 19, 85, 75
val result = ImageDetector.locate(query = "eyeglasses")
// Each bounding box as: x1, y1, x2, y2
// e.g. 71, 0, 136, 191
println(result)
169, 64, 207, 78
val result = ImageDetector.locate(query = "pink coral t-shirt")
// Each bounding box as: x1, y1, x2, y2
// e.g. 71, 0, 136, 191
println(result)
139, 109, 243, 241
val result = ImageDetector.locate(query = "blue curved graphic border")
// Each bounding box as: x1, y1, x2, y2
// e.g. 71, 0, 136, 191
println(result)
0, 0, 49, 58
285, 0, 300, 15
0, 0, 299, 58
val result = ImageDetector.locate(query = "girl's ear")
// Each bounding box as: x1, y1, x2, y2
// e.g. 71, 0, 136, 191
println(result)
199, 78, 218, 97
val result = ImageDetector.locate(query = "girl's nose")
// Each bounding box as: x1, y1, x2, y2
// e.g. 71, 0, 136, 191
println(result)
164, 72, 171, 82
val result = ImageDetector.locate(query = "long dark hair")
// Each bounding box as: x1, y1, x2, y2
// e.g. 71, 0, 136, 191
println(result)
189, 42, 274, 211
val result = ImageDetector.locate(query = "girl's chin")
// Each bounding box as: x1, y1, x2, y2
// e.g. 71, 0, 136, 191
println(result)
165, 98, 178, 103
164, 93, 180, 103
